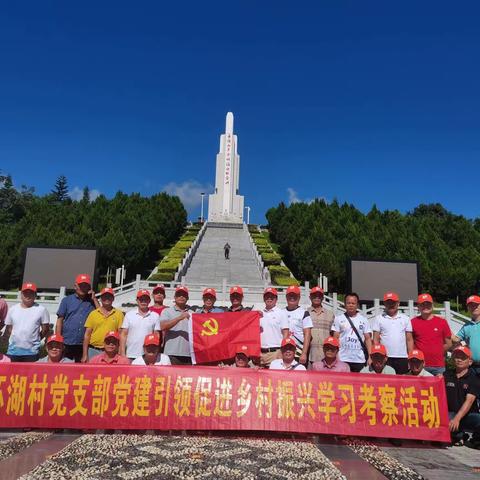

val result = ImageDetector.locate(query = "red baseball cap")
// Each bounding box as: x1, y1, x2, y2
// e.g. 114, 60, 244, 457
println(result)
281, 337, 297, 348
100, 287, 115, 297
152, 284, 165, 294
175, 285, 189, 296
466, 295, 480, 305
417, 293, 433, 304
47, 334, 64, 345
104, 330, 120, 341
453, 345, 472, 358
383, 292, 399, 302
75, 273, 91, 285
286, 285, 301, 296
203, 288, 217, 298
310, 286, 324, 295
408, 349, 425, 361
230, 286, 244, 296
136, 289, 151, 299
323, 336, 340, 348
264, 287, 278, 297
371, 344, 387, 356
144, 333, 160, 346
235, 345, 250, 356
21, 282, 37, 293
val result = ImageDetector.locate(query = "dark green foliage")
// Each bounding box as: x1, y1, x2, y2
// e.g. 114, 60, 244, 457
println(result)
51, 175, 70, 203
0, 177, 187, 289
266, 200, 480, 300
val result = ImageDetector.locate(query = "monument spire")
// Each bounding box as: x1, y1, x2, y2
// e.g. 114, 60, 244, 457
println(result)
207, 112, 244, 223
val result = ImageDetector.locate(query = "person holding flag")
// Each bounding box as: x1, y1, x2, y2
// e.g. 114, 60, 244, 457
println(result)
228, 286, 250, 312
197, 288, 224, 314
160, 285, 192, 365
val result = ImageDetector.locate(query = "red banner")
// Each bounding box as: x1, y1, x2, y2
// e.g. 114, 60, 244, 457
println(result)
0, 364, 449, 441
190, 311, 261, 364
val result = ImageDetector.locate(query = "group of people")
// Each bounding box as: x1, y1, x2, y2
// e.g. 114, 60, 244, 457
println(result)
0, 274, 479, 448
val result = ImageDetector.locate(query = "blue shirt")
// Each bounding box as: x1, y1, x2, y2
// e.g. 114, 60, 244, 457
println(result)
57, 294, 95, 345
457, 321, 480, 363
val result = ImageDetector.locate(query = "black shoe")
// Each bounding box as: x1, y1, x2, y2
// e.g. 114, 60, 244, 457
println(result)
465, 438, 480, 450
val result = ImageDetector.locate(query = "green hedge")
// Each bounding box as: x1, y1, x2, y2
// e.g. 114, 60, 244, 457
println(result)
268, 265, 291, 276
150, 272, 175, 281
261, 252, 282, 265
271, 275, 299, 286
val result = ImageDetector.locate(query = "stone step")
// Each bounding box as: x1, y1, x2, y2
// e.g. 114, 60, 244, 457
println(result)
181, 224, 264, 286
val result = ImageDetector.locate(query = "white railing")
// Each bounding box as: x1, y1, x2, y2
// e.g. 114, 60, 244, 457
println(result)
2, 278, 472, 334
176, 222, 208, 282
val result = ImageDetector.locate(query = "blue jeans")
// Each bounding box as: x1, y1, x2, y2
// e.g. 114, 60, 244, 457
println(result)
448, 411, 480, 441
425, 366, 445, 375
88, 347, 103, 359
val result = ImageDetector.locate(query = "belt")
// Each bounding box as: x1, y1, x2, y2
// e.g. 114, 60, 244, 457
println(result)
89, 345, 104, 351
261, 347, 279, 353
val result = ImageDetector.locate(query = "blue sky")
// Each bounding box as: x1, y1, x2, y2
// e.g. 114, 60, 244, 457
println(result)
1, 1, 479, 223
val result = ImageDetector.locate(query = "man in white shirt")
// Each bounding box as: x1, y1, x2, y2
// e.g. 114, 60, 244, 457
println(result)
132, 333, 171, 366
282, 285, 313, 366
332, 292, 372, 372
4, 282, 50, 362
372, 292, 413, 374
259, 287, 288, 368
270, 338, 306, 371
120, 289, 160, 360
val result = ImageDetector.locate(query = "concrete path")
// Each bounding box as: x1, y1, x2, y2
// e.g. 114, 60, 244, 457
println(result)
182, 224, 264, 286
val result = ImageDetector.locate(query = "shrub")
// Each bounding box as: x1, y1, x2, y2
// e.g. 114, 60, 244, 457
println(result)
150, 272, 175, 281
268, 265, 291, 276
261, 252, 282, 265
271, 275, 299, 286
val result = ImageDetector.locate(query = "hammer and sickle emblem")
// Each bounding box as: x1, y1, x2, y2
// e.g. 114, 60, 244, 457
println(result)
201, 317, 219, 336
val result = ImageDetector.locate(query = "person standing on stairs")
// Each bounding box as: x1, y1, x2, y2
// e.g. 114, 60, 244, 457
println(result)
224, 242, 231, 259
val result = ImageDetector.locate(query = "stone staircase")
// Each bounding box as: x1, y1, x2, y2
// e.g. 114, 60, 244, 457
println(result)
180, 223, 265, 286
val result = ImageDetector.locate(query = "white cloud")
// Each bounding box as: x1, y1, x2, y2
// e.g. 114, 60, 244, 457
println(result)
162, 180, 213, 210
69, 186, 101, 202
287, 187, 326, 205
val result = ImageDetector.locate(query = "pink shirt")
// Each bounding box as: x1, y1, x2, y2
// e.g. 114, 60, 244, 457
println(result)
312, 358, 350, 372
0, 354, 11, 363
90, 353, 130, 365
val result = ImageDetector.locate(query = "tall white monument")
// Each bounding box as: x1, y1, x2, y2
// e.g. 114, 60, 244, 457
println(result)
208, 112, 244, 223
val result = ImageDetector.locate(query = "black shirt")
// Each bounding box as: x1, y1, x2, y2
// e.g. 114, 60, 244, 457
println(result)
443, 369, 480, 414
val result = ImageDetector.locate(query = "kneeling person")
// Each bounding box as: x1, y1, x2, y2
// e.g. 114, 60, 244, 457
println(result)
37, 334, 73, 363
312, 336, 350, 372
360, 344, 396, 374
407, 349, 432, 376
90, 331, 130, 365
269, 338, 306, 371
132, 333, 171, 366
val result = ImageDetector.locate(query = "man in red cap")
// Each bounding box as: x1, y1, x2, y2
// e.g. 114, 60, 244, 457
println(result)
233, 345, 251, 368
259, 287, 288, 368
372, 292, 413, 374
360, 344, 396, 374
269, 338, 306, 371
332, 293, 372, 372
4, 282, 50, 362
37, 334, 73, 363
311, 336, 350, 372
160, 285, 192, 365
197, 288, 223, 314
453, 295, 480, 373
444, 346, 480, 448
81, 287, 124, 363
90, 331, 130, 364
120, 290, 160, 361
228, 286, 249, 312
407, 349, 432, 376
307, 286, 334, 368
56, 273, 99, 362
150, 285, 167, 315
282, 285, 313, 366
411, 293, 451, 375
132, 333, 171, 366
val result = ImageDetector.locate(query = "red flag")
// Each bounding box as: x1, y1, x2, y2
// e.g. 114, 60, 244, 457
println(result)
190, 311, 261, 364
